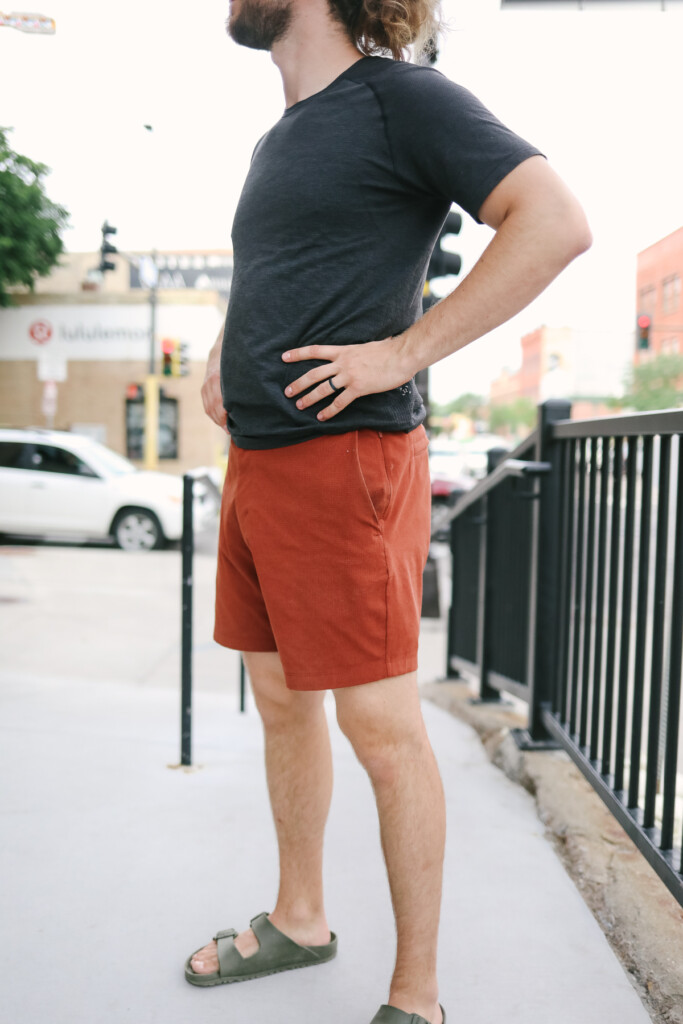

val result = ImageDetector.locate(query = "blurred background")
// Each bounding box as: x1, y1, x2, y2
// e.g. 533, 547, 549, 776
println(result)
1, 0, 682, 539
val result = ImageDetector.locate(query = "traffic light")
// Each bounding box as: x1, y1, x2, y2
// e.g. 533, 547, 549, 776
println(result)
179, 341, 190, 377
424, 210, 462, 313
98, 221, 118, 274
161, 338, 175, 376
427, 210, 462, 282
637, 313, 652, 350
422, 281, 440, 312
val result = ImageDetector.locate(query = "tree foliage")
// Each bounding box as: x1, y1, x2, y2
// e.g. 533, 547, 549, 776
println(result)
431, 392, 486, 419
619, 354, 683, 411
489, 397, 536, 436
0, 127, 69, 307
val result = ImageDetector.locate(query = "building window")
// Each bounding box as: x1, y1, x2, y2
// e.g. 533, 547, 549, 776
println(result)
661, 336, 680, 354
662, 274, 681, 315
639, 285, 656, 316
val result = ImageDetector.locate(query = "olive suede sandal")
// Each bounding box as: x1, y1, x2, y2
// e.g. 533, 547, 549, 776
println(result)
184, 911, 338, 987
369, 1005, 446, 1024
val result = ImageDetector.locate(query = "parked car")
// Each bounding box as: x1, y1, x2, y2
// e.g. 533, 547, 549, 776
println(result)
0, 428, 219, 551
428, 443, 475, 504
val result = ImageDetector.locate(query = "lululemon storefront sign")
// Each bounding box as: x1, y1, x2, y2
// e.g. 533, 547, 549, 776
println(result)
0, 305, 221, 362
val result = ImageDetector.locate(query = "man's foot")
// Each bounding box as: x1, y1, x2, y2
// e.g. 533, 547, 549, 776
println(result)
371, 1005, 444, 1024
189, 912, 331, 974
384, 995, 444, 1024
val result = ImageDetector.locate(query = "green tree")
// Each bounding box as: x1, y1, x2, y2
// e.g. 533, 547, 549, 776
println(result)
431, 392, 486, 418
489, 397, 536, 436
0, 128, 69, 307
619, 354, 683, 411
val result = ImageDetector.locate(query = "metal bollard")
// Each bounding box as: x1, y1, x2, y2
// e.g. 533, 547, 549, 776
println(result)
181, 473, 194, 765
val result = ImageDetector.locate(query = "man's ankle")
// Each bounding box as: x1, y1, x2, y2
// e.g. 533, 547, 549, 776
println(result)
388, 984, 441, 1022
268, 903, 330, 942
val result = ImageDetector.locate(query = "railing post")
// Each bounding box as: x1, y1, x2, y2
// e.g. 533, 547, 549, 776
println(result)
521, 399, 570, 745
445, 487, 467, 679
474, 447, 508, 702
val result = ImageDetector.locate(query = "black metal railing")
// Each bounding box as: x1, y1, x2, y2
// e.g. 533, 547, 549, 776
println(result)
443, 400, 683, 907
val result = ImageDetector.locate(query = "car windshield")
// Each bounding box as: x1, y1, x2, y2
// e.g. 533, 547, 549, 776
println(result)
79, 443, 138, 477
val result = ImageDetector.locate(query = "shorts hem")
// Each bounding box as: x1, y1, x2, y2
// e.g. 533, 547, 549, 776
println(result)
285, 653, 418, 691
213, 630, 278, 654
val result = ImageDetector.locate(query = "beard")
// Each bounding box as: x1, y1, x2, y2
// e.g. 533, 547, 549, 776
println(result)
227, 0, 293, 51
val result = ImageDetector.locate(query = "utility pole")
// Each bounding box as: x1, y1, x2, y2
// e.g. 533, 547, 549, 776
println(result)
138, 252, 160, 471
141, 123, 160, 471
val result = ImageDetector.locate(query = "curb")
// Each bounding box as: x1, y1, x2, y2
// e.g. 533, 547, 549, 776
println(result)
421, 679, 683, 1024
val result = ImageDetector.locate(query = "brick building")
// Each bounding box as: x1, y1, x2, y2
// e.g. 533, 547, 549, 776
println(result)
636, 225, 683, 363
0, 251, 231, 473
489, 324, 631, 419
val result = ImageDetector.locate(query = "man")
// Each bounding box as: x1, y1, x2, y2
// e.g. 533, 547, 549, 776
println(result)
185, 1, 592, 1022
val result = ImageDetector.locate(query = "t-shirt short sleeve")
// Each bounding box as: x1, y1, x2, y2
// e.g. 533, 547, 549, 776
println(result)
373, 63, 545, 223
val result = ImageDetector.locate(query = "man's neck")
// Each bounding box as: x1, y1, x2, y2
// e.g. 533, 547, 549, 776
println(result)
270, 7, 365, 110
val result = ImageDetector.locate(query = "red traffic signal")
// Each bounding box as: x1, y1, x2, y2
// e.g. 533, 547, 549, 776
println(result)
636, 313, 651, 350
161, 338, 175, 355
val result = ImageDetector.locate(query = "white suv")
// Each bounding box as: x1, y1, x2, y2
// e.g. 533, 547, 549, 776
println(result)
0, 428, 220, 551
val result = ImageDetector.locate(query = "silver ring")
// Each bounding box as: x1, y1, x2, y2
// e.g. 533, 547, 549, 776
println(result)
329, 377, 341, 394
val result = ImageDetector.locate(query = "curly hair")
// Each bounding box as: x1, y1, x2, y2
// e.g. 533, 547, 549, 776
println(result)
327, 0, 443, 62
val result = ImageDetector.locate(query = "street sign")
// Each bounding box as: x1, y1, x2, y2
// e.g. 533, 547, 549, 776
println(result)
37, 354, 67, 382
41, 380, 57, 419
138, 256, 159, 290
0, 11, 56, 33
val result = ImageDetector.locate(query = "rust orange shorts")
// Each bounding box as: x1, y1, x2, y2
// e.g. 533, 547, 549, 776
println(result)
213, 424, 431, 691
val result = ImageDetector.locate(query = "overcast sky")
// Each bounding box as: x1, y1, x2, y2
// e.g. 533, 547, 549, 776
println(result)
2, 0, 682, 401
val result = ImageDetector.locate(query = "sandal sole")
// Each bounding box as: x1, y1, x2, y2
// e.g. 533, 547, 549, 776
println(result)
184, 945, 337, 987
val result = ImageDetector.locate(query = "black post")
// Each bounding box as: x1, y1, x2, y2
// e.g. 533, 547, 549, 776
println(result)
475, 447, 508, 702
181, 474, 194, 765
525, 399, 571, 743
445, 488, 467, 679
240, 656, 247, 713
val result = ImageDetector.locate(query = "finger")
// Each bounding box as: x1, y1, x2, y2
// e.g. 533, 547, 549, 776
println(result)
208, 401, 227, 429
293, 376, 345, 410
282, 344, 339, 363
316, 389, 355, 422
285, 364, 338, 398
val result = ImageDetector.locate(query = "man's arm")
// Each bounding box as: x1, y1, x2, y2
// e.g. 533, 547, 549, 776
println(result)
201, 321, 228, 433
282, 157, 592, 420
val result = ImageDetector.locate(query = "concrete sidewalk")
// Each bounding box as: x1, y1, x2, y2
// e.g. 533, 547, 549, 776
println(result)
1, 669, 652, 1024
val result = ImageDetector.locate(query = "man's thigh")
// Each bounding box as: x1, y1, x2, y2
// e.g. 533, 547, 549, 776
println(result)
243, 651, 326, 715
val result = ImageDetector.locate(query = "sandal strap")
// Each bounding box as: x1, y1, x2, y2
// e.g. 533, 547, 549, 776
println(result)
214, 930, 239, 977
370, 1006, 445, 1024
249, 911, 324, 963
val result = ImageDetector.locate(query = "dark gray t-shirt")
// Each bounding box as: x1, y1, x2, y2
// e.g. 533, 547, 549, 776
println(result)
222, 55, 542, 449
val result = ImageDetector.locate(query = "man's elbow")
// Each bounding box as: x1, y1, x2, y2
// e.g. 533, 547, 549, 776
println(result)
562, 203, 593, 261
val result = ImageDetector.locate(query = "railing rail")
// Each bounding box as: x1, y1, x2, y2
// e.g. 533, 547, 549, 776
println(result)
443, 400, 683, 908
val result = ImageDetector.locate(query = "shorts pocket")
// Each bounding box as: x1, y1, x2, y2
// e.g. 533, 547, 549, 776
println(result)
356, 430, 392, 524
410, 424, 430, 456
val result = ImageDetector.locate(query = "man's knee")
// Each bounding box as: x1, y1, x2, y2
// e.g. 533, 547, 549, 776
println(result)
334, 675, 427, 784
243, 651, 325, 728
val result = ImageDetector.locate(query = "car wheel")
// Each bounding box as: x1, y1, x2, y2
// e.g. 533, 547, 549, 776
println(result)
112, 509, 165, 551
